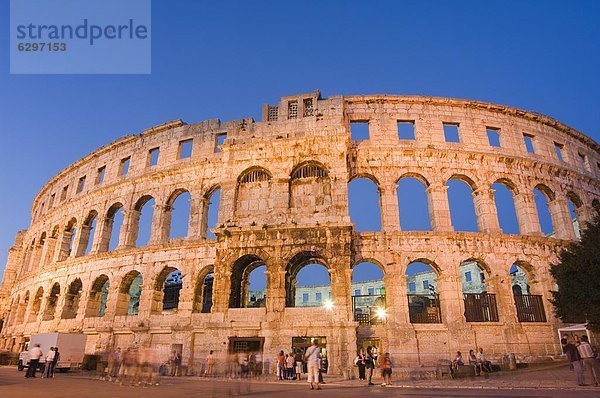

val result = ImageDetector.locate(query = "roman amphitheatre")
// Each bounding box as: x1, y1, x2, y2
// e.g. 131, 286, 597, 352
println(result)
1, 90, 599, 376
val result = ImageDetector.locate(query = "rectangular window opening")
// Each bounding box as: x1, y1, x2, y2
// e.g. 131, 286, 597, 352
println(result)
408, 282, 416, 292
119, 157, 131, 176
148, 147, 160, 166
554, 143, 564, 161
486, 127, 501, 147
288, 101, 298, 119
96, 166, 106, 184
423, 280, 429, 290
178, 139, 193, 159
215, 133, 227, 153
578, 153, 589, 171
397, 120, 415, 140
354, 289, 361, 296
523, 134, 535, 154
465, 271, 472, 282
350, 121, 370, 140
76, 176, 86, 193
443, 123, 460, 143
368, 287, 375, 295
315, 292, 322, 302
302, 293, 309, 302
60, 185, 68, 201
303, 98, 313, 116
267, 105, 279, 121
49, 193, 55, 208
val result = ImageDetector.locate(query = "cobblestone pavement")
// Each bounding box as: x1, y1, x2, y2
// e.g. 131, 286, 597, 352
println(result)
1, 364, 599, 397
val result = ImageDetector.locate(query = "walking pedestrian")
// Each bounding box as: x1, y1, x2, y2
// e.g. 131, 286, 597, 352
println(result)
562, 338, 585, 386
42, 347, 55, 378
365, 346, 375, 386
277, 350, 286, 381
304, 340, 321, 390
355, 348, 366, 380
578, 335, 600, 386
205, 350, 215, 377
379, 352, 393, 386
294, 351, 303, 381
25, 344, 43, 378
51, 347, 60, 378
286, 352, 295, 380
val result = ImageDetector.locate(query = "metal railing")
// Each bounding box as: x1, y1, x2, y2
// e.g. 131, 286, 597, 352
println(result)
514, 294, 547, 322
407, 294, 442, 323
463, 293, 499, 322
352, 295, 386, 325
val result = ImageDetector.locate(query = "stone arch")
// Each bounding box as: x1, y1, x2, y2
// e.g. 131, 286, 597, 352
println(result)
16, 292, 29, 324
492, 180, 520, 234
235, 166, 274, 220
116, 270, 143, 316
397, 175, 432, 231
351, 261, 385, 322
193, 265, 214, 313
510, 261, 547, 322
289, 161, 332, 210
285, 251, 330, 307
202, 185, 221, 239
229, 254, 267, 308
61, 278, 83, 319
85, 274, 110, 317
152, 266, 182, 313
459, 259, 492, 293
57, 217, 78, 261
132, 195, 155, 247
533, 184, 555, 235
460, 259, 499, 322
406, 259, 441, 323
445, 177, 479, 232
42, 282, 60, 321
100, 202, 124, 252
446, 173, 478, 191
166, 189, 191, 239
29, 287, 44, 323
348, 175, 381, 232
566, 191, 584, 238
79, 210, 98, 256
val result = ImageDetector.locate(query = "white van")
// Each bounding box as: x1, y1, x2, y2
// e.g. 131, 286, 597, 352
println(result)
18, 333, 87, 372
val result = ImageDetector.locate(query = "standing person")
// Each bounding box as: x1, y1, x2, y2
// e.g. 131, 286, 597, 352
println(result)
42, 347, 55, 378
304, 340, 321, 390
286, 352, 295, 380
25, 344, 43, 378
379, 352, 393, 386
562, 338, 585, 386
205, 350, 215, 377
365, 346, 375, 386
355, 348, 366, 380
578, 335, 600, 386
294, 351, 303, 382
317, 352, 324, 384
277, 350, 286, 381
51, 347, 60, 378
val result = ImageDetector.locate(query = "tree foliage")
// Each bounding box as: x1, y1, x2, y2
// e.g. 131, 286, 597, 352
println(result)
550, 213, 600, 332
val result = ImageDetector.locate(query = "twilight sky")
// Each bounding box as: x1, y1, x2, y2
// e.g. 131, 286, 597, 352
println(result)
0, 1, 599, 281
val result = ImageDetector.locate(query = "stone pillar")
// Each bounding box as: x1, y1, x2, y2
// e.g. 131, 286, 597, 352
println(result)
90, 217, 110, 254
40, 237, 55, 268
188, 196, 204, 239
150, 205, 170, 244
117, 209, 139, 249
574, 203, 594, 232
73, 224, 91, 257
513, 192, 543, 236
265, 267, 286, 315
54, 230, 72, 262
549, 197, 577, 240
473, 186, 502, 234
198, 198, 211, 239
380, 182, 400, 232
426, 183, 453, 232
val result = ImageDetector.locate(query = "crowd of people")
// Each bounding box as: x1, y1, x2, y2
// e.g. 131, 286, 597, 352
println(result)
23, 344, 60, 379
354, 345, 393, 387
562, 334, 600, 387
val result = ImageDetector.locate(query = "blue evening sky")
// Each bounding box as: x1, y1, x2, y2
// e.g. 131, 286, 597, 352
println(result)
1, 1, 599, 288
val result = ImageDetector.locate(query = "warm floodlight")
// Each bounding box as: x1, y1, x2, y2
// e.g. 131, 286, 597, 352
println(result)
324, 299, 334, 310
375, 307, 387, 319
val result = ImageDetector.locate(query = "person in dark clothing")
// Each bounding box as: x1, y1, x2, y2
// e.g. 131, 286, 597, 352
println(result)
365, 346, 375, 386
50, 347, 60, 377
562, 338, 585, 386
355, 348, 366, 380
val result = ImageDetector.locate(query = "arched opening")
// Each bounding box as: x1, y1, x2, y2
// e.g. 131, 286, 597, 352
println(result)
104, 203, 124, 252
116, 271, 142, 316
397, 176, 431, 231
567, 192, 583, 239
43, 283, 60, 321
460, 260, 498, 322
406, 261, 441, 323
351, 261, 385, 324
204, 188, 221, 239
29, 287, 43, 323
348, 176, 381, 232
285, 252, 330, 308
193, 267, 214, 313
289, 161, 331, 212
57, 218, 77, 261
446, 178, 478, 232
229, 255, 267, 308
153, 267, 183, 313
34, 233, 46, 270
533, 185, 555, 236
85, 275, 109, 317
16, 293, 29, 324
81, 211, 98, 256
61, 278, 83, 319
510, 263, 547, 322
492, 181, 520, 234
235, 167, 273, 220
168, 190, 191, 239
134, 196, 155, 247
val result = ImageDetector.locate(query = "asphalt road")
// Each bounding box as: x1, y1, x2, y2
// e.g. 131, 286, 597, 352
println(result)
0, 367, 597, 398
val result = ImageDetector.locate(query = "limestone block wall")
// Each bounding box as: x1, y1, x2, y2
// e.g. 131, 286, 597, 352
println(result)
1, 91, 599, 376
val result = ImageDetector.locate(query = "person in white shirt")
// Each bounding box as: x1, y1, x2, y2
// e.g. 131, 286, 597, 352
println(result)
304, 340, 321, 390
577, 335, 600, 386
25, 344, 43, 378
475, 348, 492, 373
43, 347, 56, 378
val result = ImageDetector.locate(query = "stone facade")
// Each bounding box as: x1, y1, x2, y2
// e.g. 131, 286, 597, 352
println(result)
1, 91, 599, 376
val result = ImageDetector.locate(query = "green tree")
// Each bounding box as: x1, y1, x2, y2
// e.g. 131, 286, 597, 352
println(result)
550, 214, 600, 332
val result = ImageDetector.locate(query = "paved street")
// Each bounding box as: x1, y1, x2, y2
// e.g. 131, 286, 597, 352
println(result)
0, 365, 599, 397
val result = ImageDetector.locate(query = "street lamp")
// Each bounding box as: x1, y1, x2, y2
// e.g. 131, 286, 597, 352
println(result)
324, 299, 334, 311
375, 307, 387, 320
